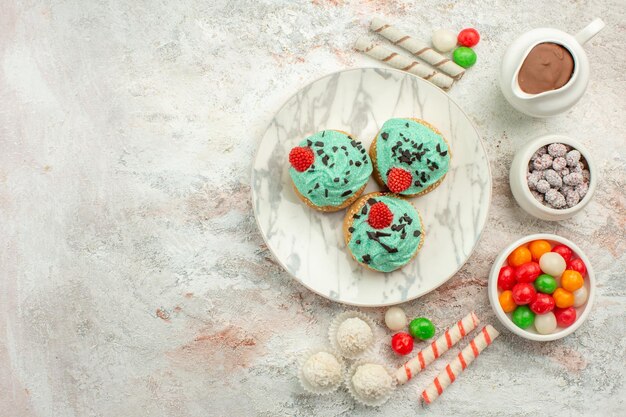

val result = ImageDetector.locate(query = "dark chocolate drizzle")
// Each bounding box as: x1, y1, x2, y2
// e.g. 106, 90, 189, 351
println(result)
366, 231, 398, 253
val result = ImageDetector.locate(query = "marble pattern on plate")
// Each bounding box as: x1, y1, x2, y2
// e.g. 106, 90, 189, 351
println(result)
252, 68, 491, 306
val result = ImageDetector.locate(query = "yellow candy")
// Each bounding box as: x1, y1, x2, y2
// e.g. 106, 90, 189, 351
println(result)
499, 290, 517, 313
508, 246, 531, 267
561, 270, 584, 292
553, 288, 574, 308
529, 240, 552, 261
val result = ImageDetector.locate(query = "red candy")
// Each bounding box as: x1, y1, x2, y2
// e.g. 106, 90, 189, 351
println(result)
568, 258, 587, 276
530, 293, 555, 314
511, 282, 536, 305
457, 28, 480, 47
289, 147, 314, 172
514, 262, 541, 283
368, 202, 394, 229
391, 332, 414, 355
497, 265, 516, 291
387, 167, 413, 193
552, 245, 573, 263
554, 307, 577, 327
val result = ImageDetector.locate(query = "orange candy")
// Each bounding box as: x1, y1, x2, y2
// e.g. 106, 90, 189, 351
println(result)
499, 290, 517, 313
553, 288, 575, 308
561, 270, 584, 292
508, 246, 532, 267
528, 240, 552, 261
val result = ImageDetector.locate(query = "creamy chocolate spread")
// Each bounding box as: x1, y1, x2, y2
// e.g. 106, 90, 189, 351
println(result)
518, 43, 574, 94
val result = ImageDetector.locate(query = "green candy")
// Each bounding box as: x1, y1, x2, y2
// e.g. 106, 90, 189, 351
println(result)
453, 47, 477, 68
512, 306, 535, 329
409, 317, 435, 340
535, 274, 557, 294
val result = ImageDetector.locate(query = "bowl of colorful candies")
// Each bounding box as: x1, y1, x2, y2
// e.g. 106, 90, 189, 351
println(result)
488, 234, 595, 341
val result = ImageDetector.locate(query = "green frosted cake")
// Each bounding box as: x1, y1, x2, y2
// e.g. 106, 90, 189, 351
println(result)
370, 118, 451, 197
344, 192, 424, 272
288, 130, 372, 212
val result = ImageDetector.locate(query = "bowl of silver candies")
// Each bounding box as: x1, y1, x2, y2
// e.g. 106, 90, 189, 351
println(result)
509, 134, 596, 221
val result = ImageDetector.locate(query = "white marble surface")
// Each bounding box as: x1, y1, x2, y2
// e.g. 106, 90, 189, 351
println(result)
1, 1, 625, 416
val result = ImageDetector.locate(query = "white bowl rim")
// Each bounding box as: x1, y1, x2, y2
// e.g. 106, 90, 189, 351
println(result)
488, 233, 595, 341
516, 134, 597, 216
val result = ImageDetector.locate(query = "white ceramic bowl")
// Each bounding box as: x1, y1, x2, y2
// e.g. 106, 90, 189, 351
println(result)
510, 134, 596, 221
488, 233, 595, 341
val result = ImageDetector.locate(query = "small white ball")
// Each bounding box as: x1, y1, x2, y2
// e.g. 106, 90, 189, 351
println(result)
431, 29, 457, 52
534, 312, 557, 334
384, 307, 407, 331
573, 286, 588, 307
539, 252, 566, 277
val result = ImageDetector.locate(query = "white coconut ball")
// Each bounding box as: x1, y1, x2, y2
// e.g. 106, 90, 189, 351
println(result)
336, 318, 373, 355
352, 364, 393, 400
302, 352, 342, 389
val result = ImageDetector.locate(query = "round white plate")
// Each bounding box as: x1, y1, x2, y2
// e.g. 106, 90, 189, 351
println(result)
252, 68, 491, 306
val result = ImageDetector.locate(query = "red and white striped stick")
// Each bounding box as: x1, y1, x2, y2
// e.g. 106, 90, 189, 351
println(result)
421, 325, 500, 405
370, 17, 466, 80
354, 37, 455, 90
396, 312, 479, 385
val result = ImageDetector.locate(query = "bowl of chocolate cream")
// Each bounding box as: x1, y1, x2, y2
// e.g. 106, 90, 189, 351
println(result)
500, 19, 604, 117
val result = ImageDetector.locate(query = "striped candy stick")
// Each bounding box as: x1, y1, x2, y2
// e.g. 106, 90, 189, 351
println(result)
396, 312, 479, 384
421, 325, 500, 405
354, 37, 455, 90
370, 17, 466, 80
